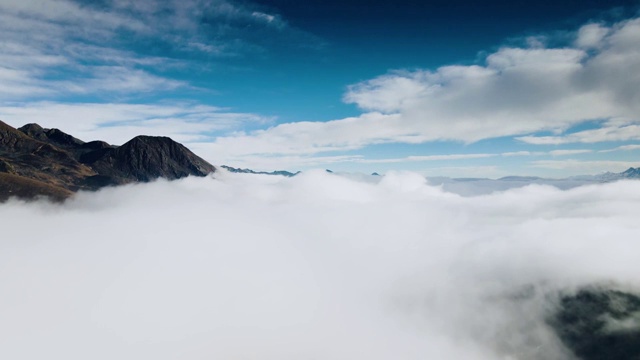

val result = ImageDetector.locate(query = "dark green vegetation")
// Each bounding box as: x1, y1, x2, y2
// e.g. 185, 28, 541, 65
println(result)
0, 120, 216, 201
550, 286, 640, 360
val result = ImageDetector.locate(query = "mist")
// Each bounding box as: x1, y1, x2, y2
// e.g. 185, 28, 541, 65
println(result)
1, 170, 639, 359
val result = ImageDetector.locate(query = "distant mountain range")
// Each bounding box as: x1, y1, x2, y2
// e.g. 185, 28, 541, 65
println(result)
221, 165, 299, 177
467, 169, 640, 182
569, 167, 640, 181
425, 169, 640, 196
0, 120, 215, 201
223, 167, 640, 182
2, 119, 640, 202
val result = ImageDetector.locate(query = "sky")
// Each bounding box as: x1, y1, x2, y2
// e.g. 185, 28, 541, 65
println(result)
1, 0, 640, 177
2, 171, 640, 359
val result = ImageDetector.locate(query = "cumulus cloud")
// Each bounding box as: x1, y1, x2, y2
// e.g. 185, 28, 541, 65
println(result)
209, 16, 640, 160
575, 23, 610, 49
343, 18, 640, 143
1, 171, 640, 359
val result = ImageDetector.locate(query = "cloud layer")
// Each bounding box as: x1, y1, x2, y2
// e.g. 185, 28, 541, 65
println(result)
1, 171, 639, 359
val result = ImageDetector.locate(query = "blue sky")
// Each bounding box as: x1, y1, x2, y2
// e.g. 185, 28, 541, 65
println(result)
1, 0, 640, 177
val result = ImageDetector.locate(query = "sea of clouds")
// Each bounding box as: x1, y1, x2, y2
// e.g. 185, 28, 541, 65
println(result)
1, 170, 639, 359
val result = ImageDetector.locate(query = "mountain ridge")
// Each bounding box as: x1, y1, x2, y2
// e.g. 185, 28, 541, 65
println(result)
0, 120, 216, 201
221, 165, 299, 177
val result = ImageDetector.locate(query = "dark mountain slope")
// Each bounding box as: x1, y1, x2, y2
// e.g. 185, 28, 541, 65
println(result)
0, 120, 216, 201
0, 173, 72, 202
0, 121, 96, 190
85, 136, 216, 183
18, 123, 84, 150
1, 120, 44, 153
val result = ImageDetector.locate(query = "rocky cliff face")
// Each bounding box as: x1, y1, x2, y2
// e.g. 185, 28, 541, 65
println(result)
0, 120, 216, 201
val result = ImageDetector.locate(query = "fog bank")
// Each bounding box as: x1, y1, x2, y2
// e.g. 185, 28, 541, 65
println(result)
1, 170, 639, 359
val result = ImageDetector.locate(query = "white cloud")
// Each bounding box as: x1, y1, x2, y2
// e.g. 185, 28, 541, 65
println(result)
200, 112, 405, 158
362, 150, 594, 163
0, 101, 271, 145
1, 172, 640, 359
194, 152, 365, 171
575, 23, 610, 49
0, 0, 304, 100
0, 0, 169, 98
252, 11, 277, 24
73, 66, 185, 93
548, 149, 592, 156
0, 0, 148, 34
344, 71, 438, 113
357, 153, 497, 164
422, 165, 504, 178
210, 16, 640, 161
502, 151, 534, 157
600, 144, 640, 152
341, 40, 627, 143
518, 122, 640, 144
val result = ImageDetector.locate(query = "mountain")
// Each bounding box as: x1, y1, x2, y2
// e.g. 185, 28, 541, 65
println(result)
570, 167, 640, 182
85, 136, 215, 184
221, 165, 299, 177
550, 286, 640, 360
0, 120, 216, 201
620, 167, 640, 179
497, 176, 543, 181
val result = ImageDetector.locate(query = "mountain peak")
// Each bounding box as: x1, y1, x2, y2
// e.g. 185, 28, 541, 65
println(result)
18, 123, 44, 135
0, 121, 216, 201
18, 123, 84, 149
0, 120, 30, 140
98, 134, 216, 182
621, 167, 640, 177
126, 135, 173, 144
